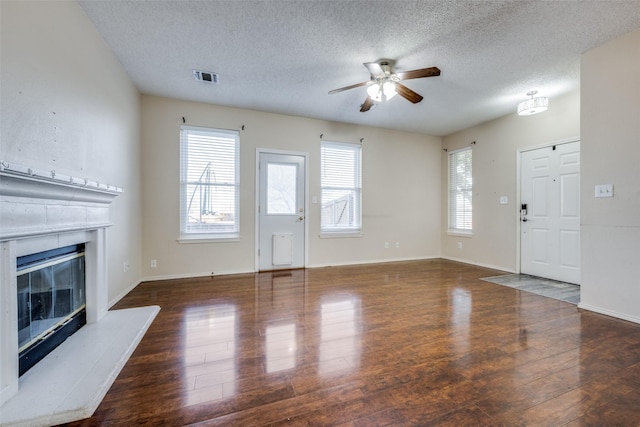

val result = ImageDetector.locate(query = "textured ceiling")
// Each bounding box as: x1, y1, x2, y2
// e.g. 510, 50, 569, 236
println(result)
79, 0, 640, 136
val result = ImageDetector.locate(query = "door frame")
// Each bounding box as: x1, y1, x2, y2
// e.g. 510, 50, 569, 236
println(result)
255, 148, 309, 272
516, 136, 580, 275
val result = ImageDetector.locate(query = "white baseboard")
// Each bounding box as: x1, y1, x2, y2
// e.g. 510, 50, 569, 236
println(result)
141, 268, 254, 284
307, 255, 440, 269
578, 303, 640, 325
440, 256, 515, 274
109, 279, 142, 309
139, 258, 441, 282
129, 257, 510, 296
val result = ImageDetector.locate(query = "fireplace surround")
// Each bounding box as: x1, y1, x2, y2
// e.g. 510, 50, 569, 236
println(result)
0, 161, 121, 406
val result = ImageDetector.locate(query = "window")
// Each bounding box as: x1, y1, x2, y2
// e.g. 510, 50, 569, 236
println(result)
321, 141, 362, 234
180, 125, 239, 239
267, 162, 297, 215
448, 147, 472, 233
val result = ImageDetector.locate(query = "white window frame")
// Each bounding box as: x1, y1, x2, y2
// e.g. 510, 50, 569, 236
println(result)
179, 125, 240, 241
448, 146, 473, 235
320, 141, 362, 236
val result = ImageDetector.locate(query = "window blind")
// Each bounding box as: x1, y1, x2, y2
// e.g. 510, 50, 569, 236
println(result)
448, 147, 473, 232
180, 126, 240, 238
320, 141, 362, 233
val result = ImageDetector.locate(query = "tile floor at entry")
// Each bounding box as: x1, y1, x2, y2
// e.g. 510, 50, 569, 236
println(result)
481, 273, 580, 304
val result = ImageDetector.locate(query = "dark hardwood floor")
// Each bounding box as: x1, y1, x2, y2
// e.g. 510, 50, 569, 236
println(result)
62, 259, 640, 426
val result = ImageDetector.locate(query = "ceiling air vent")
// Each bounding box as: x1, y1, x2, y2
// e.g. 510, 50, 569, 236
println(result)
192, 69, 219, 84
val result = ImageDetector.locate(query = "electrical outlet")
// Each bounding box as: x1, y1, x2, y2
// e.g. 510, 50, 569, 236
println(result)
384, 242, 389, 249
151, 259, 157, 268
123, 261, 129, 272
457, 242, 463, 249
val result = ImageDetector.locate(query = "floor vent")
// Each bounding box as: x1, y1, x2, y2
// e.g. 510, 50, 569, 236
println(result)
192, 69, 219, 84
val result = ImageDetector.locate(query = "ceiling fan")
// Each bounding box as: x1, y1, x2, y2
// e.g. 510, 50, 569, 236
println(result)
328, 60, 441, 112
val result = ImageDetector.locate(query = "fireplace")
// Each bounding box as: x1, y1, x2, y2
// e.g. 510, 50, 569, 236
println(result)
17, 243, 87, 375
0, 161, 121, 406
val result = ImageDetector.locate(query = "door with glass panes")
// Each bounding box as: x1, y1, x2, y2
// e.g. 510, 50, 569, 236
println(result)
258, 152, 306, 271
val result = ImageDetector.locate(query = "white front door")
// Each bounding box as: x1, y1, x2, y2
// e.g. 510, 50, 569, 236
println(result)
258, 152, 306, 271
520, 141, 580, 284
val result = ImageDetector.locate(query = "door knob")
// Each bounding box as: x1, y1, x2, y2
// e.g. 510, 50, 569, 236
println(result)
297, 216, 304, 222
522, 217, 528, 222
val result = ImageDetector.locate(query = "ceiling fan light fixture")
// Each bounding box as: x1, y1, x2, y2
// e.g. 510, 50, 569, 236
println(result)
517, 90, 548, 116
328, 60, 440, 112
383, 81, 397, 100
367, 82, 381, 98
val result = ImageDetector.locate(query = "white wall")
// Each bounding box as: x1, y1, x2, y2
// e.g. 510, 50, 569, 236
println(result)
580, 29, 640, 322
141, 95, 441, 279
0, 1, 142, 305
440, 90, 580, 272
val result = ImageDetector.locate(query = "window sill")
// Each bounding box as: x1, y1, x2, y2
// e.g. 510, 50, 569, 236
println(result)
178, 234, 240, 243
447, 230, 473, 237
319, 232, 363, 239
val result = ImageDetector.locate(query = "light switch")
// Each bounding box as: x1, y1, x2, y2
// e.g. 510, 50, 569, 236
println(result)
312, 196, 318, 204
595, 184, 613, 198
499, 196, 508, 204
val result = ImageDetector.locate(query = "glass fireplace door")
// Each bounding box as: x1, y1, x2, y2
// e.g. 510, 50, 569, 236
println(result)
17, 244, 86, 374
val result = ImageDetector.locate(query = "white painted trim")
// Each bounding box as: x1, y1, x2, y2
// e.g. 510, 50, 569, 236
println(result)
108, 279, 143, 309
141, 268, 255, 283
518, 136, 581, 154
307, 255, 440, 269
447, 231, 473, 237
0, 161, 123, 200
515, 147, 522, 274
177, 236, 241, 244
0, 241, 19, 407
440, 256, 515, 274
141, 257, 445, 280
578, 303, 640, 326
318, 232, 363, 239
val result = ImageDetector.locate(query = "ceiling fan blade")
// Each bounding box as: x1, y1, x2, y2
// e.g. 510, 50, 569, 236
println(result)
363, 62, 384, 77
396, 83, 423, 104
328, 81, 369, 94
360, 97, 374, 112
396, 67, 441, 81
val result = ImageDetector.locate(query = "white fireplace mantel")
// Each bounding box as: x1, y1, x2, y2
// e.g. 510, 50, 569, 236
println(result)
0, 161, 122, 241
0, 161, 122, 407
